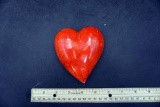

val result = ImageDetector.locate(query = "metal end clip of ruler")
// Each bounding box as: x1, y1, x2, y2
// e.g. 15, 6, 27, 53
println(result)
31, 88, 160, 103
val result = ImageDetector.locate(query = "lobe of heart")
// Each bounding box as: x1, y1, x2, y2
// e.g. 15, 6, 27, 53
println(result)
54, 26, 104, 83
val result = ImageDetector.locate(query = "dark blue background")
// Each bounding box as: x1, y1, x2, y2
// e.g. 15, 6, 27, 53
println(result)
0, 0, 160, 107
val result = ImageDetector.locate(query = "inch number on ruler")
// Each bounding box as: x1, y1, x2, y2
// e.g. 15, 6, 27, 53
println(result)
31, 88, 160, 103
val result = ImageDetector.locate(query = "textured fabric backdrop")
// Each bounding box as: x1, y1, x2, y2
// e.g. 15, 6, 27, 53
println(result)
0, 0, 160, 107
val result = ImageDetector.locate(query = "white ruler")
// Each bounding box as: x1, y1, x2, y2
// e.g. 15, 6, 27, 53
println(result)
31, 88, 160, 103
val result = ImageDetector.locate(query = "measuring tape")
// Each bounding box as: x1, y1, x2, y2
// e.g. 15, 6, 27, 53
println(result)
31, 88, 160, 103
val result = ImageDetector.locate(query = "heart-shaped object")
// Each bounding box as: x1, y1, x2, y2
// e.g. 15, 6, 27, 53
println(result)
54, 26, 104, 83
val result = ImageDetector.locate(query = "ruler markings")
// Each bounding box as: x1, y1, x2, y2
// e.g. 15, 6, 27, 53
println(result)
31, 88, 160, 103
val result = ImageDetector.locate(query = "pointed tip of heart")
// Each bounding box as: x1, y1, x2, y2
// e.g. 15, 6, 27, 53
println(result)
78, 78, 87, 84
81, 80, 86, 84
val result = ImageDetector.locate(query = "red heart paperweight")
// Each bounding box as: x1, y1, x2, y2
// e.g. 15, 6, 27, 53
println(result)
54, 26, 104, 83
